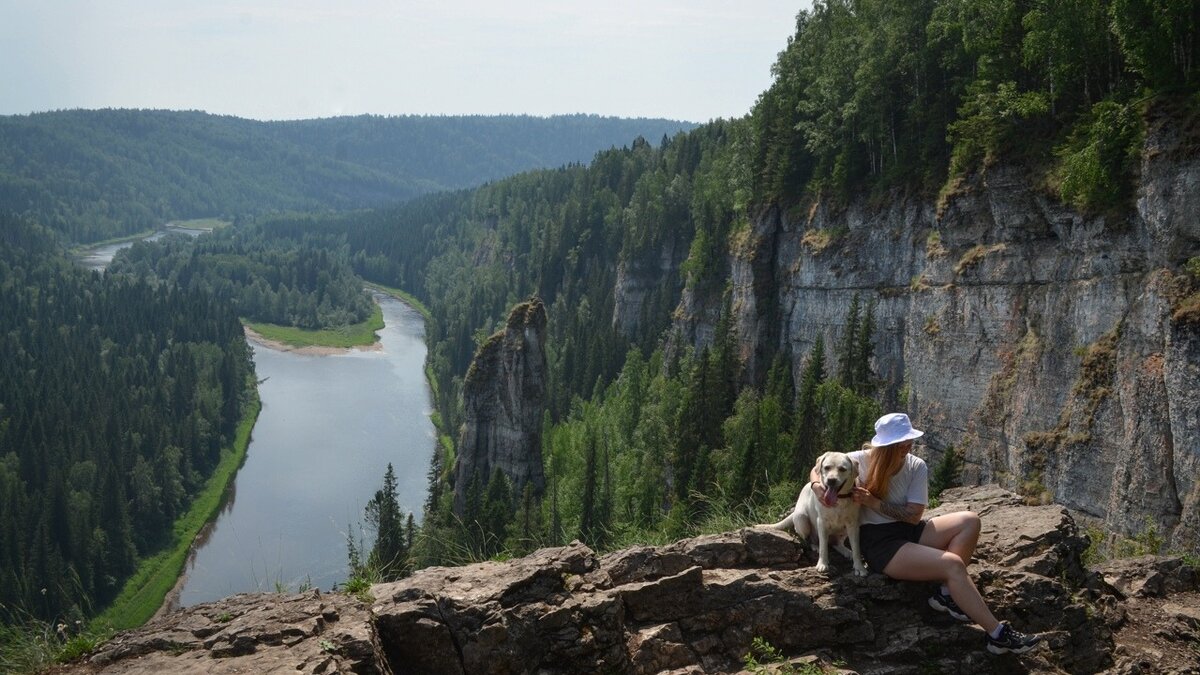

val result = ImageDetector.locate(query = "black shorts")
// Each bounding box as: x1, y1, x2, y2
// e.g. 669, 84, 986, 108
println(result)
860, 520, 927, 574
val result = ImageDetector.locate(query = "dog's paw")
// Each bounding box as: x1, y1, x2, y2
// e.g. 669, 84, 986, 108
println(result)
853, 564, 869, 577
815, 560, 831, 573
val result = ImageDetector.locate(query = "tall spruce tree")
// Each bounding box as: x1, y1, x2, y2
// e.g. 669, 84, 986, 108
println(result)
793, 337, 828, 479
365, 464, 408, 580
853, 298, 877, 395
837, 294, 862, 389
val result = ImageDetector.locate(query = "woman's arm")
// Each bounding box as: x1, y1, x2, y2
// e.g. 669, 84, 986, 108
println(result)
852, 487, 925, 524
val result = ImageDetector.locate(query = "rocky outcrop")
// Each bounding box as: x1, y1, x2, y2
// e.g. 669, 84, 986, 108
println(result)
66, 589, 389, 674
453, 298, 548, 514
62, 487, 1200, 674
681, 104, 1200, 551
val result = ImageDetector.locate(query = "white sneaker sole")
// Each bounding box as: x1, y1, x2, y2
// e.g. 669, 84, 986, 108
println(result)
927, 595, 970, 622
987, 642, 1039, 655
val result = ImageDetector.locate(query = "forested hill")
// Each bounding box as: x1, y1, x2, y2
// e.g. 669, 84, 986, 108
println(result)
0, 214, 256, 624
251, 0, 1198, 572
0, 110, 696, 244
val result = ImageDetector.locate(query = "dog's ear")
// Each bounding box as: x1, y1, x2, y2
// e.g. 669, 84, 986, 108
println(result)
812, 452, 828, 475
850, 456, 860, 481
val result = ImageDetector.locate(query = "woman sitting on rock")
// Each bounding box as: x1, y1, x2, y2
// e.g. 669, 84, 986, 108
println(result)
814, 412, 1042, 655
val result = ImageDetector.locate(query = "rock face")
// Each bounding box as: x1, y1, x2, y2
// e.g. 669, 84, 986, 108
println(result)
63, 487, 1200, 674
453, 298, 549, 515
667, 104, 1200, 551
613, 233, 688, 336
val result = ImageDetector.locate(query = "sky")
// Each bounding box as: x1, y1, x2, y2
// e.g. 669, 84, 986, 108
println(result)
0, 1, 810, 124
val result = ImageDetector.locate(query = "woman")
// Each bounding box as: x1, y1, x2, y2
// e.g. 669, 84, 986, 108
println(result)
810, 412, 1041, 655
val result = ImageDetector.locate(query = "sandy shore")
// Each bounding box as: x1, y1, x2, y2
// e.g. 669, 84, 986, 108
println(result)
242, 325, 383, 355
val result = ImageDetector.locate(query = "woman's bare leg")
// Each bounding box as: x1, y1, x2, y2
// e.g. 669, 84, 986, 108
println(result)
883, 541, 1000, 634
919, 511, 982, 565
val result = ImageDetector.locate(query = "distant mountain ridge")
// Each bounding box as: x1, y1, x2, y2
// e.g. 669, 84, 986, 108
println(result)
0, 109, 697, 244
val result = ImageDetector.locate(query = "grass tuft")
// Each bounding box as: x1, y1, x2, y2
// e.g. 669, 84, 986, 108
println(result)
0, 609, 107, 673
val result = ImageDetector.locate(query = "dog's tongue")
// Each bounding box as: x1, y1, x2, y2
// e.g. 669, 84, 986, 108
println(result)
823, 487, 838, 507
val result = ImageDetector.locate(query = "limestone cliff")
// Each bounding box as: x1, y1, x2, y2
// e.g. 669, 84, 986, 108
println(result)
670, 104, 1200, 552
60, 487, 1200, 674
453, 298, 548, 514
613, 231, 688, 337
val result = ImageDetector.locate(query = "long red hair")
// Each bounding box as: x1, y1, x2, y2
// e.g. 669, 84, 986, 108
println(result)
863, 440, 912, 499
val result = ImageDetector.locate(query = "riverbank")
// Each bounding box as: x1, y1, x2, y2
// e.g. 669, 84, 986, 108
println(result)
90, 394, 261, 633
146, 286, 431, 620
243, 324, 385, 355
364, 282, 432, 324
242, 301, 386, 352
243, 284, 431, 355
67, 219, 225, 256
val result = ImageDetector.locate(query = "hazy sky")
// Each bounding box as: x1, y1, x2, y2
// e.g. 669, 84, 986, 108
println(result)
0, 1, 810, 123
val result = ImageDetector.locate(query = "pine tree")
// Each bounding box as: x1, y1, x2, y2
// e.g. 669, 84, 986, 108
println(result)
765, 354, 795, 427
580, 433, 599, 546
792, 337, 827, 479
480, 468, 513, 558
837, 293, 861, 390
728, 391, 762, 503
365, 463, 408, 580
853, 298, 876, 395
930, 446, 963, 500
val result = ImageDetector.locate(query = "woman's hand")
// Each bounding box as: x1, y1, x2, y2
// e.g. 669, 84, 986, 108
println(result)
851, 486, 878, 509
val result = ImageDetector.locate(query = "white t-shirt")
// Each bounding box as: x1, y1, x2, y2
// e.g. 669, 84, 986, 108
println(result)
847, 448, 929, 526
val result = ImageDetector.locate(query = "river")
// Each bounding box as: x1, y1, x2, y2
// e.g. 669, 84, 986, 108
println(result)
77, 226, 211, 271
178, 295, 433, 604
80, 232, 434, 605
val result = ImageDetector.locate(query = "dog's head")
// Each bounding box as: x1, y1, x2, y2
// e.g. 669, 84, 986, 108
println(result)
814, 451, 858, 507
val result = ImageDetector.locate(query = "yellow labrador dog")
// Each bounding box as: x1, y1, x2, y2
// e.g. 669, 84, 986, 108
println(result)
768, 451, 867, 576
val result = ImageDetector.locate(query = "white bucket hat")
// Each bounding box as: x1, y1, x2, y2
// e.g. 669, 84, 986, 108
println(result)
871, 412, 924, 447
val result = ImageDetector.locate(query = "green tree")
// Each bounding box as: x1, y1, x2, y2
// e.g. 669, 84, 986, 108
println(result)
837, 294, 862, 390
365, 464, 408, 580
1110, 0, 1199, 89
816, 381, 881, 453
1055, 99, 1144, 213
480, 468, 513, 558
930, 446, 965, 500
792, 337, 828, 478
852, 298, 877, 395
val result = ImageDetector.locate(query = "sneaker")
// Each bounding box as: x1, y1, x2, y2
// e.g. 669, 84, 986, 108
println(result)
986, 622, 1042, 655
928, 591, 970, 622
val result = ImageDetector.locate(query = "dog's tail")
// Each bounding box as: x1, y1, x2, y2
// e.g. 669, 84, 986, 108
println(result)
765, 515, 793, 532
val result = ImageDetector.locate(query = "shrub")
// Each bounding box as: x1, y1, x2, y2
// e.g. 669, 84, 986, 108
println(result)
948, 81, 1049, 175
1055, 99, 1143, 214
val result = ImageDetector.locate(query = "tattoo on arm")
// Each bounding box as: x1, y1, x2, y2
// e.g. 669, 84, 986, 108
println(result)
877, 500, 923, 524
